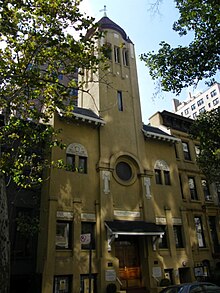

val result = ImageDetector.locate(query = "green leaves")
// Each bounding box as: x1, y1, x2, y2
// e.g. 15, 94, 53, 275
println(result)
141, 0, 220, 94
0, 0, 105, 187
0, 0, 103, 122
190, 108, 220, 183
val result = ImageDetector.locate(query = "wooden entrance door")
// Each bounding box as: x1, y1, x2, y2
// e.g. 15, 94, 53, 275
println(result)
115, 236, 141, 289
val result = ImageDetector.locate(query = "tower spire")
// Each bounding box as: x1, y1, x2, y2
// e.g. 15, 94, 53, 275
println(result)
100, 5, 107, 17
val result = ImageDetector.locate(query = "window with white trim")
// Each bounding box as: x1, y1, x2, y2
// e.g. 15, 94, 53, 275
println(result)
158, 225, 168, 249
213, 98, 219, 106
117, 91, 123, 111
191, 104, 196, 110
114, 46, 120, 63
184, 108, 189, 115
194, 216, 206, 248
122, 48, 129, 66
182, 142, 191, 160
197, 98, 204, 106
188, 177, 198, 200
199, 106, 205, 113
210, 89, 217, 97
56, 221, 72, 249
66, 143, 88, 173
154, 160, 171, 185
202, 179, 212, 201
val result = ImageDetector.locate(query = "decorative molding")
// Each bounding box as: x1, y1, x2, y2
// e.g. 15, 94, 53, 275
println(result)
156, 217, 167, 225
114, 210, 140, 218
66, 143, 88, 157
56, 211, 73, 219
144, 177, 151, 199
154, 160, 170, 171
102, 170, 111, 194
81, 213, 96, 221
172, 218, 182, 225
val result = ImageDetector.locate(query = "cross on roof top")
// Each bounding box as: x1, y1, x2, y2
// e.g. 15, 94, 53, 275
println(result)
100, 5, 107, 17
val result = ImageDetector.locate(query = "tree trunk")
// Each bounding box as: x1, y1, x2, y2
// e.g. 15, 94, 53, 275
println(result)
0, 175, 10, 293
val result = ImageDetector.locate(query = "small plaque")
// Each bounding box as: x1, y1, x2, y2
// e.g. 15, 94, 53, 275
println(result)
105, 269, 116, 282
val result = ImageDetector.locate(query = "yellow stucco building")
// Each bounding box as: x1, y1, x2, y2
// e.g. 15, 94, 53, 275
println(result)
36, 16, 220, 293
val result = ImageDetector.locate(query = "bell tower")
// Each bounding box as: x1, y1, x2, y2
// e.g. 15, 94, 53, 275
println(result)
79, 15, 144, 160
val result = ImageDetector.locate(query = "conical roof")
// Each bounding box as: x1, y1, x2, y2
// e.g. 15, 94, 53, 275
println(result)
86, 16, 133, 43
97, 16, 132, 43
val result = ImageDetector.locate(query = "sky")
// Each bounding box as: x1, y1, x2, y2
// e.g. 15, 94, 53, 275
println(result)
80, 0, 208, 123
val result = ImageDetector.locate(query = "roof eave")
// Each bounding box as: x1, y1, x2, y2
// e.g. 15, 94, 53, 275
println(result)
142, 129, 181, 143
57, 108, 105, 126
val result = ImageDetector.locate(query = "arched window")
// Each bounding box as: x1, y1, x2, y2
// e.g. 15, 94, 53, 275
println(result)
66, 143, 88, 174
154, 160, 171, 185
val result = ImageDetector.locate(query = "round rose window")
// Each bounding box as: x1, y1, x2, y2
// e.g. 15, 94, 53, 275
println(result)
115, 161, 132, 181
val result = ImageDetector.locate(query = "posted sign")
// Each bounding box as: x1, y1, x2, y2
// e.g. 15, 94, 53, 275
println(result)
80, 233, 91, 245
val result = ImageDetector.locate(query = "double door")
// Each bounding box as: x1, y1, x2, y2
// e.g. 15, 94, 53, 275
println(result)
115, 236, 141, 289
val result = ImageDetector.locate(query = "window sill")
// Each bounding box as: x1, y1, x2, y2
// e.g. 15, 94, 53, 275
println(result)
182, 159, 195, 164
176, 247, 185, 250
189, 199, 202, 203
198, 247, 209, 251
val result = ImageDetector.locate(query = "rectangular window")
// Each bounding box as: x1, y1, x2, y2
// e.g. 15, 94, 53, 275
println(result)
194, 216, 206, 248
159, 226, 168, 249
173, 225, 184, 248
184, 108, 189, 115
199, 106, 205, 113
56, 221, 72, 249
210, 89, 217, 97
191, 104, 196, 110
164, 171, 171, 185
66, 154, 87, 174
114, 46, 120, 63
188, 177, 198, 200
182, 142, 191, 160
78, 156, 87, 174
104, 42, 112, 60
54, 276, 72, 293
81, 222, 95, 250
122, 48, 129, 66
213, 98, 219, 106
66, 154, 75, 171
117, 91, 123, 111
155, 169, 162, 184
197, 98, 204, 106
202, 179, 212, 201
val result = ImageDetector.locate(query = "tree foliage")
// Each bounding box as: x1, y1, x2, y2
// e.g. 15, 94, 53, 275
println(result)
0, 1, 104, 292
0, 0, 104, 185
141, 0, 220, 94
190, 108, 220, 183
